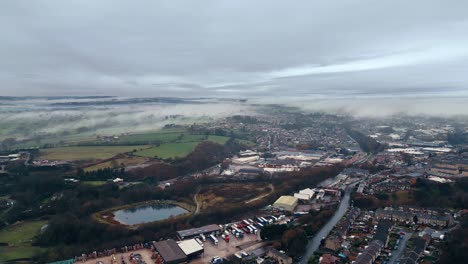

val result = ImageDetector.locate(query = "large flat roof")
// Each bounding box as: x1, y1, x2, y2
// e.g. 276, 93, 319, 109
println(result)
274, 195, 298, 206
176, 224, 221, 238
153, 239, 186, 263
177, 239, 204, 255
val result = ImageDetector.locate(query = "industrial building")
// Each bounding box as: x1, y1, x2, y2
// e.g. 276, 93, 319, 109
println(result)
273, 196, 298, 212
176, 224, 222, 240
177, 239, 204, 258
152, 239, 187, 264
294, 188, 315, 201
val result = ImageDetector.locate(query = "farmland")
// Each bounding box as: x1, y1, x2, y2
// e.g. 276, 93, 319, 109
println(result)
134, 142, 200, 159
84, 156, 148, 172
0, 220, 47, 262
37, 129, 236, 161
39, 145, 149, 161
133, 135, 232, 159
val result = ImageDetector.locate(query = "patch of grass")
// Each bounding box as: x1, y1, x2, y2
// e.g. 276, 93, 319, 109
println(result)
0, 246, 44, 262
81, 181, 108, 186
39, 145, 149, 160
134, 142, 200, 159
207, 135, 230, 144
0, 220, 47, 245
84, 156, 147, 172
132, 135, 232, 159
115, 131, 186, 145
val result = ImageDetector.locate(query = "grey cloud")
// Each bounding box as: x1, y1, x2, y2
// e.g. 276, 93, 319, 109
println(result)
0, 0, 468, 109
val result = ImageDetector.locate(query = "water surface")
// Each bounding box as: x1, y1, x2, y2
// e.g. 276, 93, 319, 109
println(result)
113, 203, 188, 225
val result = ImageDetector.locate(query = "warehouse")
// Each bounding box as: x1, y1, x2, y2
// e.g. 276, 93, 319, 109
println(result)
176, 224, 222, 240
153, 239, 187, 264
273, 196, 298, 212
177, 239, 204, 258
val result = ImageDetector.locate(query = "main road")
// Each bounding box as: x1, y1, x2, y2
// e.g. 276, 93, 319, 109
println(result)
300, 185, 355, 264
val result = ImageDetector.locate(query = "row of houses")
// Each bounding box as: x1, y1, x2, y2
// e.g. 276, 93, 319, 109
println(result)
376, 207, 454, 227
353, 220, 393, 264
399, 236, 431, 264
324, 208, 360, 251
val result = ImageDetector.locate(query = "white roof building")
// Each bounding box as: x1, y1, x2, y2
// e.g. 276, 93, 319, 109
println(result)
177, 239, 204, 256
299, 188, 315, 198
294, 193, 311, 201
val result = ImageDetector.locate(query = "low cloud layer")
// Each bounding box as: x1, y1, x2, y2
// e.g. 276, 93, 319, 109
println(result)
1, 1, 468, 112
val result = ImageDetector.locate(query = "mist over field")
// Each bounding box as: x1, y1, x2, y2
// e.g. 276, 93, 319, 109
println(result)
2, 95, 468, 143
0, 97, 254, 140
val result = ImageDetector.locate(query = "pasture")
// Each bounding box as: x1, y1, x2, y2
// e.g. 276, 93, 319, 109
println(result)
84, 155, 148, 172
133, 135, 231, 159
0, 220, 47, 262
39, 145, 148, 160
134, 142, 200, 159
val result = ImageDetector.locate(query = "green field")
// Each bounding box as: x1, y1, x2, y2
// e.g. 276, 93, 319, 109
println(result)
134, 142, 200, 159
133, 135, 232, 159
0, 220, 47, 245
0, 246, 44, 262
39, 133, 236, 161
39, 145, 149, 160
0, 220, 47, 262
84, 156, 147, 172
78, 129, 188, 146
81, 181, 108, 186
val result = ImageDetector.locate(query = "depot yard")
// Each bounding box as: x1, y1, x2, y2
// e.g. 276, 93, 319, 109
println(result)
74, 213, 289, 264
79, 249, 154, 264
192, 232, 262, 264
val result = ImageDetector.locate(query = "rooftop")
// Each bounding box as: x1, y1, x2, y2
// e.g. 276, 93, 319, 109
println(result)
274, 195, 298, 206
153, 239, 186, 263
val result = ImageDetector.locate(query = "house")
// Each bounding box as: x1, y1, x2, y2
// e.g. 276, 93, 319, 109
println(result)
376, 207, 453, 227
324, 236, 341, 251
373, 220, 393, 247
399, 236, 430, 264
354, 240, 384, 264
319, 253, 339, 264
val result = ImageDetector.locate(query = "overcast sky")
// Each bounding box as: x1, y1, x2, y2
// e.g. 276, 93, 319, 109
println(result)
1, 0, 468, 100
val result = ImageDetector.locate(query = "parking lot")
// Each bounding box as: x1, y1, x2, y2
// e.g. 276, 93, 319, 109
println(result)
191, 232, 263, 264
78, 249, 154, 264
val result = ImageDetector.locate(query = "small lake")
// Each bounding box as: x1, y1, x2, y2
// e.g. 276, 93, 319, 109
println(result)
113, 203, 188, 225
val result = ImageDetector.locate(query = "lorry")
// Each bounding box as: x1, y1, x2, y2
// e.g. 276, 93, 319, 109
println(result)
200, 234, 206, 242
209, 234, 218, 245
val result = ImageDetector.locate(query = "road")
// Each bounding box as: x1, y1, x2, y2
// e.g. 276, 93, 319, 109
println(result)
388, 232, 412, 264
245, 183, 274, 204
300, 186, 354, 264
193, 186, 201, 215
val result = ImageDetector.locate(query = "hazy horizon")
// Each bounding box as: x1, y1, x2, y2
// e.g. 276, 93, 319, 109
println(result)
1, 0, 468, 115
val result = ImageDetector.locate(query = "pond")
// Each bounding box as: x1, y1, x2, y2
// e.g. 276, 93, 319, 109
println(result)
113, 203, 189, 225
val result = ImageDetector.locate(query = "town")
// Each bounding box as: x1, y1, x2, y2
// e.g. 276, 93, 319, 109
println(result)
1, 103, 467, 264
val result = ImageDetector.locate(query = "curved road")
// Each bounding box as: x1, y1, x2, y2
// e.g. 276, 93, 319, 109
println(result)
300, 187, 353, 264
